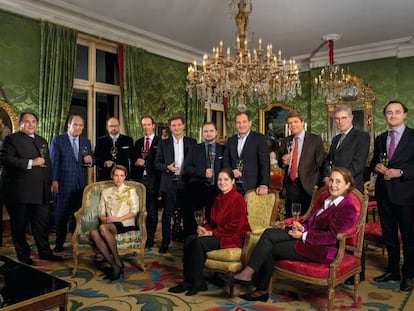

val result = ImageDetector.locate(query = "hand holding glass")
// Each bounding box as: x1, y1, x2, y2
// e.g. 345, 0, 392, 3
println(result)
194, 210, 203, 226
235, 159, 244, 184
379, 152, 388, 167
291, 203, 301, 222
39, 144, 48, 167
81, 146, 91, 167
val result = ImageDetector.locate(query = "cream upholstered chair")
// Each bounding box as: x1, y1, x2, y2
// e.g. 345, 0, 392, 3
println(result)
204, 189, 279, 297
72, 180, 147, 276
273, 187, 368, 311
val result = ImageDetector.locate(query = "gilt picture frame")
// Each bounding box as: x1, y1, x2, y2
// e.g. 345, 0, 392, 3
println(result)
259, 103, 292, 148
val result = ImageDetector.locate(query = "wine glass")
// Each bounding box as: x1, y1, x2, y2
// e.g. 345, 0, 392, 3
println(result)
235, 159, 244, 184
327, 160, 333, 173
81, 146, 90, 167
110, 146, 118, 161
141, 147, 148, 160
379, 152, 388, 167
206, 150, 216, 185
291, 203, 301, 222
172, 161, 181, 181
286, 140, 293, 154
39, 143, 48, 167
194, 210, 204, 226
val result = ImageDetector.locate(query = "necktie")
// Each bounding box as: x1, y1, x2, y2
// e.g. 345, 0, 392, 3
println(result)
290, 136, 299, 180
336, 133, 346, 149
207, 144, 212, 167
145, 137, 150, 153
72, 137, 78, 160
388, 130, 396, 159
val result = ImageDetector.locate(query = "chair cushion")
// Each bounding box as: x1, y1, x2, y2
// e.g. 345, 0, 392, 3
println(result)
368, 201, 377, 207
274, 253, 360, 279
364, 222, 383, 243
206, 248, 241, 261
205, 259, 243, 273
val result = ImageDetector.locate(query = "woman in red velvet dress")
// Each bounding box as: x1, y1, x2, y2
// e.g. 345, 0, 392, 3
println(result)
231, 167, 358, 302
168, 167, 250, 296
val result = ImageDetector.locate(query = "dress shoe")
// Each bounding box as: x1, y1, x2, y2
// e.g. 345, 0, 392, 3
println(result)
239, 292, 269, 302
168, 282, 192, 293
373, 272, 401, 282
400, 277, 413, 291
39, 254, 63, 261
53, 246, 63, 253
109, 264, 124, 281
145, 241, 154, 250
185, 284, 208, 296
219, 274, 251, 286
159, 245, 168, 254
19, 258, 35, 266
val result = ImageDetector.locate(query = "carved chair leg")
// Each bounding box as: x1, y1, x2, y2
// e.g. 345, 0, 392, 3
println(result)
327, 287, 335, 311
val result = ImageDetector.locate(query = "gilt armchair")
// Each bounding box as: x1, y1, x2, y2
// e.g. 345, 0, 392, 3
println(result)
72, 180, 147, 276
204, 189, 279, 297
273, 187, 368, 311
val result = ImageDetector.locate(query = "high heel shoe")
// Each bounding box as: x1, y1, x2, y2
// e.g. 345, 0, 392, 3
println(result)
110, 264, 124, 281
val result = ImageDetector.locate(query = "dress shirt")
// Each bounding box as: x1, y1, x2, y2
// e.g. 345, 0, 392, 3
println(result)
289, 131, 305, 174
173, 136, 184, 174
237, 131, 250, 158
387, 125, 405, 152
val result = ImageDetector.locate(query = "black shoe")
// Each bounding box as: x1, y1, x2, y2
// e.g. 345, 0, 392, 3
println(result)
159, 244, 168, 254
145, 241, 154, 250
39, 253, 63, 261
168, 282, 192, 293
19, 257, 35, 266
373, 272, 401, 282
344, 273, 365, 285
109, 265, 124, 281
219, 274, 251, 286
185, 284, 208, 296
53, 246, 63, 253
239, 293, 269, 302
400, 277, 413, 291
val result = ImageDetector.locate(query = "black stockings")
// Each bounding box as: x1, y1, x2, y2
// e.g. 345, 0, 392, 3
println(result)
91, 224, 121, 275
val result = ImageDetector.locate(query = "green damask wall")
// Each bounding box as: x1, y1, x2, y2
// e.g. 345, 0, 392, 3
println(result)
0, 10, 40, 114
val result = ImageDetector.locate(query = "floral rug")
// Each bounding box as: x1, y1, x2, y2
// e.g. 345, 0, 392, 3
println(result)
0, 233, 412, 310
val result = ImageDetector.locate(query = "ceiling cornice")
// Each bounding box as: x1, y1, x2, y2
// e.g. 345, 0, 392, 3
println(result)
1, 0, 414, 70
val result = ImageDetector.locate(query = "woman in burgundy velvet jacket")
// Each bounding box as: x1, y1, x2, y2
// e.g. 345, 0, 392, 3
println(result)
230, 167, 358, 302
168, 167, 250, 296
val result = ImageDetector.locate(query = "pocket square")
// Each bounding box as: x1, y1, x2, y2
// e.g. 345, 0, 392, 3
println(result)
218, 156, 223, 160
122, 146, 130, 149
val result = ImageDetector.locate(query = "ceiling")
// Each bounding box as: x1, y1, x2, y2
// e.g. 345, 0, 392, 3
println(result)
2, 0, 414, 66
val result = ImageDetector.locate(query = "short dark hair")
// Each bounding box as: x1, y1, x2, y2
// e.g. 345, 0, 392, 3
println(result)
202, 121, 217, 130
67, 115, 83, 125
383, 100, 408, 115
235, 112, 250, 121
218, 167, 235, 181
110, 164, 128, 178
19, 112, 38, 123
168, 114, 185, 126
140, 115, 155, 124
285, 110, 304, 122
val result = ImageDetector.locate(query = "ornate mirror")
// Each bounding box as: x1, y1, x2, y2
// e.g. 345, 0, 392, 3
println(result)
0, 100, 18, 140
326, 73, 375, 153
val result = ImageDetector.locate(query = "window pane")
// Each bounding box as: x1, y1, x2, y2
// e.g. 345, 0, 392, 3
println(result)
95, 92, 117, 141
75, 45, 88, 80
69, 89, 88, 137
96, 50, 119, 84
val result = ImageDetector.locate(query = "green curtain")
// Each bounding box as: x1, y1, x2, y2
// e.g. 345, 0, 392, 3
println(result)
38, 22, 77, 142
122, 45, 145, 139
185, 94, 204, 140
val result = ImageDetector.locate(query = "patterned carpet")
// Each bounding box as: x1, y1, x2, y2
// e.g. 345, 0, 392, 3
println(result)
0, 231, 413, 310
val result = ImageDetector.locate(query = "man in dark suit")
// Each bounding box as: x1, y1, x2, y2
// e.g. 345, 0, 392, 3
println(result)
0, 112, 61, 265
155, 114, 196, 253
130, 115, 161, 250
279, 110, 325, 217
324, 105, 370, 192
223, 112, 270, 195
50, 115, 94, 252
94, 117, 133, 181
370, 100, 414, 291
324, 104, 370, 284
184, 122, 224, 235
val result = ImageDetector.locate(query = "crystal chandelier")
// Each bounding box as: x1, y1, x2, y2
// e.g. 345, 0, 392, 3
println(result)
314, 34, 353, 100
186, 0, 302, 111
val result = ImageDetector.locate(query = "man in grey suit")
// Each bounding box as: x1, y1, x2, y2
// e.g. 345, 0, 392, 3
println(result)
371, 100, 414, 291
324, 104, 370, 192
0, 112, 61, 265
279, 110, 325, 217
50, 115, 94, 252
223, 112, 270, 195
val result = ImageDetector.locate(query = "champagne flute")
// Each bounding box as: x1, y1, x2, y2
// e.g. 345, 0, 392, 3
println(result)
235, 159, 244, 184
286, 139, 293, 154
81, 146, 90, 167
172, 161, 181, 181
207, 150, 216, 185
39, 143, 48, 167
110, 146, 118, 162
379, 152, 388, 167
291, 203, 301, 222
194, 210, 204, 226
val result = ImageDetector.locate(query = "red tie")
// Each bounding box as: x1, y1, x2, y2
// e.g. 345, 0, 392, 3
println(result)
290, 136, 299, 180
145, 137, 150, 153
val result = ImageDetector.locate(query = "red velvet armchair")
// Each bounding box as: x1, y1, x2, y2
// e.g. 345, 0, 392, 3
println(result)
273, 187, 368, 311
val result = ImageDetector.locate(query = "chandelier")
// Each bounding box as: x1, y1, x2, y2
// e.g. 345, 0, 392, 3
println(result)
314, 34, 354, 100
186, 0, 302, 111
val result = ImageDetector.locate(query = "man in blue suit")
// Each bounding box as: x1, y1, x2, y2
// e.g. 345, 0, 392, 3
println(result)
50, 115, 94, 252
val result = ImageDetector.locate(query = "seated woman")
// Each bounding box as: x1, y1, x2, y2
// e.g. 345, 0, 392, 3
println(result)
169, 167, 250, 296
90, 165, 139, 281
230, 167, 358, 302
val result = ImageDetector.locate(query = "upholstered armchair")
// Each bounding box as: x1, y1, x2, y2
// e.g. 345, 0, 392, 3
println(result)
204, 189, 279, 297
72, 180, 147, 276
273, 187, 368, 311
